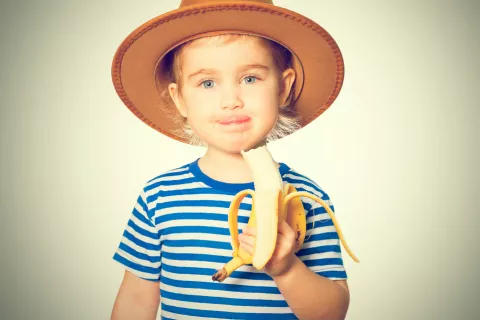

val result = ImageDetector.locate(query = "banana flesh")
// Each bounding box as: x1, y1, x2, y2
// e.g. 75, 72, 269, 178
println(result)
212, 144, 359, 282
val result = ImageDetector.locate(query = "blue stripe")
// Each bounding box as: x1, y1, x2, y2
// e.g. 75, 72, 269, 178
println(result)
148, 177, 197, 188
131, 206, 152, 227
297, 245, 341, 256
311, 205, 334, 214
306, 218, 334, 231
153, 199, 251, 211
151, 186, 249, 198
304, 258, 344, 268
160, 289, 288, 307
316, 269, 348, 279
161, 304, 296, 319
147, 166, 188, 182
136, 194, 151, 218
301, 200, 334, 212
123, 230, 161, 251
155, 212, 249, 225
119, 242, 160, 263
127, 219, 158, 239
162, 251, 230, 263
146, 164, 189, 182
113, 252, 160, 277
304, 232, 340, 242
284, 178, 327, 197
162, 263, 272, 281
162, 225, 230, 236
163, 239, 232, 250
160, 275, 280, 294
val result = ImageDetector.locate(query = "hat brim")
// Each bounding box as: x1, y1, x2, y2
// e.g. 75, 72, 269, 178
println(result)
112, 1, 344, 144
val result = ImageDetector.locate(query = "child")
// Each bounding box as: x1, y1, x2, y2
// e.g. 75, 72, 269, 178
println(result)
110, 1, 352, 319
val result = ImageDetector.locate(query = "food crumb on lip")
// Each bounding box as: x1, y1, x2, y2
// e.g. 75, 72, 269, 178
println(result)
219, 117, 251, 125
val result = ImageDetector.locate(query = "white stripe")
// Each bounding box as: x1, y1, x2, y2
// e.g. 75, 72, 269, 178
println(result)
162, 232, 231, 243
120, 237, 160, 259
299, 251, 343, 261
162, 244, 232, 256
114, 259, 159, 281
309, 200, 334, 213
161, 310, 221, 320
152, 192, 251, 204
160, 282, 284, 301
284, 173, 322, 187
158, 182, 203, 191
161, 257, 263, 274
306, 225, 337, 235
155, 205, 231, 215
133, 200, 149, 217
161, 297, 291, 314
115, 249, 161, 270
158, 217, 249, 230
310, 266, 346, 274
147, 168, 190, 184
307, 212, 332, 223
146, 177, 195, 198
125, 224, 159, 246
302, 238, 340, 248
284, 182, 329, 206
129, 209, 157, 232
161, 270, 276, 288
152, 172, 191, 183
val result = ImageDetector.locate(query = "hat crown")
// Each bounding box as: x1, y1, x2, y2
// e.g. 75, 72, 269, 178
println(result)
180, 0, 273, 7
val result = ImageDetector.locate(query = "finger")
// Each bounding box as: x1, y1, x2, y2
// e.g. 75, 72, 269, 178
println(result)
242, 226, 256, 236
277, 220, 294, 237
240, 242, 254, 256
239, 233, 256, 248
277, 220, 296, 246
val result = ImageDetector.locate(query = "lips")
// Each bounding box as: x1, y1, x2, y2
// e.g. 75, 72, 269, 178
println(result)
218, 116, 251, 125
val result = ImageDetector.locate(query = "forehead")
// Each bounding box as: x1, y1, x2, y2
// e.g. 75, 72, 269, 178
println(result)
179, 35, 275, 71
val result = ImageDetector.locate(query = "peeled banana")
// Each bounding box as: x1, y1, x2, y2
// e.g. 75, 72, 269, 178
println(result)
212, 144, 359, 282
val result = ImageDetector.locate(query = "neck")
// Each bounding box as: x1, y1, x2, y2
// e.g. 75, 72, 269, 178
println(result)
198, 142, 277, 184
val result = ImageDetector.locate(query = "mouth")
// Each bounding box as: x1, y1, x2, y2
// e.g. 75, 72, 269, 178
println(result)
218, 116, 251, 125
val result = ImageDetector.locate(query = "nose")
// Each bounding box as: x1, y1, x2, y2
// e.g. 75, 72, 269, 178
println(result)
220, 85, 244, 110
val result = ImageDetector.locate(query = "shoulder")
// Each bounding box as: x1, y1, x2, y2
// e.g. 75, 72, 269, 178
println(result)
145, 161, 192, 187
138, 159, 197, 205
281, 162, 332, 201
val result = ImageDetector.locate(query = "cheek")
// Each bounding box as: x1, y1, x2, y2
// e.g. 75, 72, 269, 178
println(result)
246, 85, 280, 114
183, 91, 214, 117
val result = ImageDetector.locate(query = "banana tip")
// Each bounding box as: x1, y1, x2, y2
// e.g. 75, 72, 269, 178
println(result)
212, 269, 227, 282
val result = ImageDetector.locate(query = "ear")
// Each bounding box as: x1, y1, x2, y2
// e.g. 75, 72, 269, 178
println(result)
168, 83, 187, 117
278, 68, 296, 107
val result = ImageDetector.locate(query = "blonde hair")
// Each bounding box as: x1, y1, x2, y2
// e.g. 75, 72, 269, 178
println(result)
162, 34, 301, 146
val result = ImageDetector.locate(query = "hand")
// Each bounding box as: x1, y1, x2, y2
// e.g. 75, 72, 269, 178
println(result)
239, 219, 297, 278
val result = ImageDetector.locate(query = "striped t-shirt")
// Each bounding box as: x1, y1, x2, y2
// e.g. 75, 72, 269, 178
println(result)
113, 157, 348, 319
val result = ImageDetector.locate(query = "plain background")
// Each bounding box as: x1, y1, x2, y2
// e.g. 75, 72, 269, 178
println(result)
1, 0, 478, 319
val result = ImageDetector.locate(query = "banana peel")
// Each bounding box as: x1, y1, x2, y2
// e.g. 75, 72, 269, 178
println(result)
212, 144, 359, 282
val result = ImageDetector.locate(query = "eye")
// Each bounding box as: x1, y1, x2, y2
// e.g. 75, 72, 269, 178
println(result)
242, 76, 257, 84
201, 80, 216, 89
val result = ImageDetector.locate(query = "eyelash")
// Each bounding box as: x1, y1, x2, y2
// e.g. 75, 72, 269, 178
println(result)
199, 75, 260, 88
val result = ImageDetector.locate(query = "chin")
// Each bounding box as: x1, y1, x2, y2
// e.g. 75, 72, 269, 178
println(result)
201, 129, 270, 153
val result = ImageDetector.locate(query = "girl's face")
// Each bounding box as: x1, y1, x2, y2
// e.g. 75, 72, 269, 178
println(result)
168, 36, 295, 154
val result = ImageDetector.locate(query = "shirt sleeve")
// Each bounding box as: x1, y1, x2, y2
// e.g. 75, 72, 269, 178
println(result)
112, 185, 162, 282
296, 185, 348, 280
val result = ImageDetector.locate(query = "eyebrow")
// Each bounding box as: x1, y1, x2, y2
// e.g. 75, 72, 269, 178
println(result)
187, 64, 269, 80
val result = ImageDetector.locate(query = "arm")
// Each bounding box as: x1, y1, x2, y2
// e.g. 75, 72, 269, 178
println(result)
273, 257, 349, 320
240, 221, 350, 320
111, 270, 161, 320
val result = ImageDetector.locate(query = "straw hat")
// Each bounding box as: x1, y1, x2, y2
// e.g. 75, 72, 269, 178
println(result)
111, 0, 344, 144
